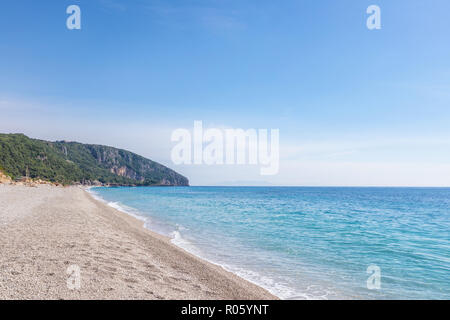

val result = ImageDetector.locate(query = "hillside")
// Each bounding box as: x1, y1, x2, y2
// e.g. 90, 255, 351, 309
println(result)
0, 133, 189, 186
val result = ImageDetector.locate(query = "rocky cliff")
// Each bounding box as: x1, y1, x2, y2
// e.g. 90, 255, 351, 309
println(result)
0, 133, 189, 186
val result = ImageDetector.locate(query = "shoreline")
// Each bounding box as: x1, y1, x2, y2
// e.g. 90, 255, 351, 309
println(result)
0, 184, 277, 299
86, 186, 286, 299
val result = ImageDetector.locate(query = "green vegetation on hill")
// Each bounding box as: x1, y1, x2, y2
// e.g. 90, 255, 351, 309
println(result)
0, 133, 189, 186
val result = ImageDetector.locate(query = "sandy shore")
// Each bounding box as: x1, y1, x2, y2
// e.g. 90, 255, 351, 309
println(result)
0, 184, 276, 300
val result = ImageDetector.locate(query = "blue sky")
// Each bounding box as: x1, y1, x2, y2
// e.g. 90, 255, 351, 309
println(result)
1, 0, 450, 186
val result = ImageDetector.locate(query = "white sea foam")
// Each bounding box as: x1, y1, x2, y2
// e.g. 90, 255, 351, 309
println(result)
214, 262, 312, 300
170, 230, 204, 257
86, 188, 147, 223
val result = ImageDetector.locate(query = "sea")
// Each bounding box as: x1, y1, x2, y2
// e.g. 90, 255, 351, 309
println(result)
88, 186, 450, 300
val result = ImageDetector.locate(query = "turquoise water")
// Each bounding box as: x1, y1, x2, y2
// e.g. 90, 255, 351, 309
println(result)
90, 187, 450, 299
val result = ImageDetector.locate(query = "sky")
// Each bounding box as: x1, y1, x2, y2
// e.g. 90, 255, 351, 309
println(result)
1, 0, 450, 186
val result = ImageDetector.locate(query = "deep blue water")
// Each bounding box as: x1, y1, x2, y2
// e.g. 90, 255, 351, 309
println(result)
90, 186, 450, 299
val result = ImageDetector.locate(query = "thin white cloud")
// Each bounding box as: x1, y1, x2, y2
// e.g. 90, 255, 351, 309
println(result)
146, 3, 244, 31
99, 0, 127, 12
